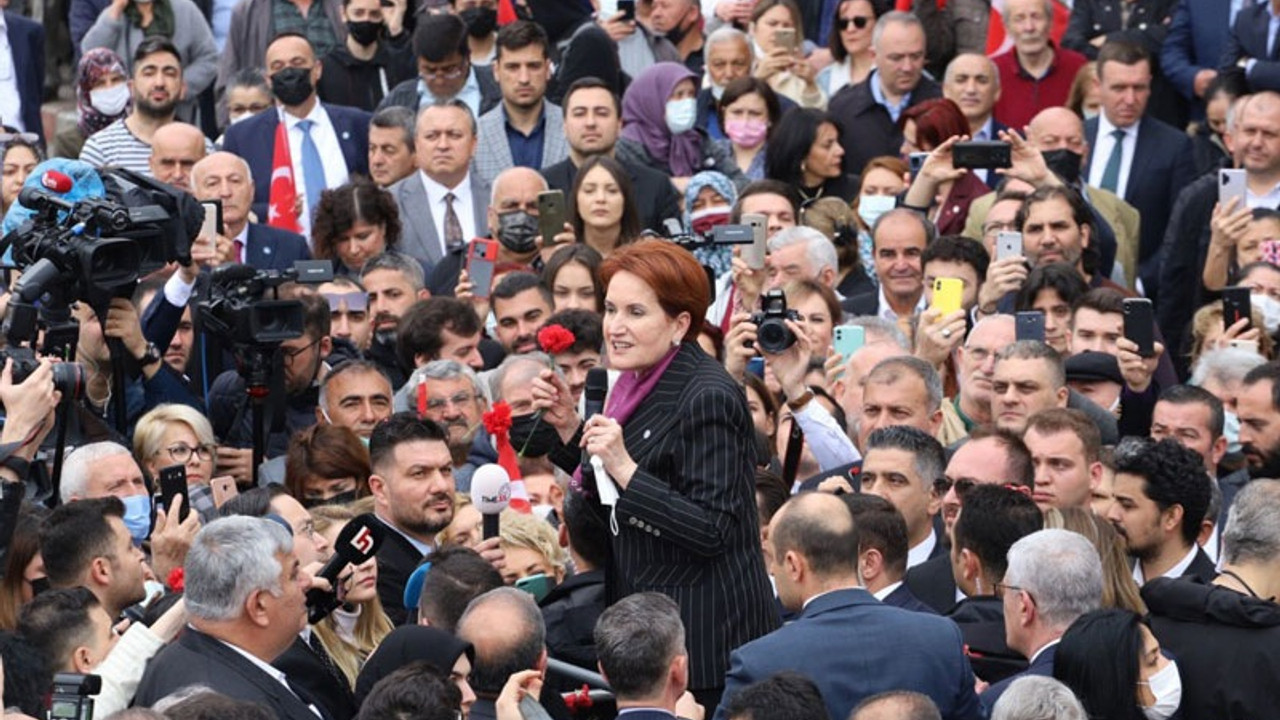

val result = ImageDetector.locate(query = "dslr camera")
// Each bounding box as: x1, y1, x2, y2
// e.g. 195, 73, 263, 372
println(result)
48, 672, 100, 720
750, 290, 800, 354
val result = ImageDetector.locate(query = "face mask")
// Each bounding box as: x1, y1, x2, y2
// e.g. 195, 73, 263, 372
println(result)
725, 118, 768, 149
1042, 148, 1083, 185
665, 98, 698, 135
857, 194, 896, 228
710, 83, 725, 100
509, 412, 563, 457
690, 206, 730, 235
1252, 294, 1280, 334
663, 23, 689, 47
302, 490, 359, 509
90, 84, 130, 116
271, 66, 315, 107
347, 20, 383, 46
122, 494, 152, 544
1224, 410, 1242, 455
1141, 659, 1182, 720
1083, 108, 1099, 121
229, 112, 252, 125
497, 210, 539, 253
459, 6, 498, 37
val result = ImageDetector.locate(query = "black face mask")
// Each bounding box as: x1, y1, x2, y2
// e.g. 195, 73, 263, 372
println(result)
272, 66, 315, 106
459, 6, 498, 38
663, 21, 689, 47
1042, 148, 1083, 186
302, 490, 359, 509
509, 412, 562, 457
347, 20, 383, 47
497, 210, 539, 254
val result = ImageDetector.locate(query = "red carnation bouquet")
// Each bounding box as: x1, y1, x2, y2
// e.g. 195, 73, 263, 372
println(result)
483, 401, 530, 513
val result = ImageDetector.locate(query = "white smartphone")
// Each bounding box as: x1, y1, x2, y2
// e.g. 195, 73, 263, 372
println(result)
996, 231, 1023, 261
1220, 169, 1247, 208
742, 213, 767, 270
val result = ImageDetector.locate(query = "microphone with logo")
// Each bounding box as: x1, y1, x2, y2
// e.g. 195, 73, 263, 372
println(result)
580, 368, 609, 496
305, 513, 385, 624
470, 464, 512, 540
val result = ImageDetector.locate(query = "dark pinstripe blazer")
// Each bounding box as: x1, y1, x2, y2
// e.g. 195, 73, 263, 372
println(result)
556, 343, 780, 691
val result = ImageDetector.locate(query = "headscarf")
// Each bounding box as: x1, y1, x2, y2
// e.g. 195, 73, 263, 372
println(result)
76, 49, 131, 139
683, 171, 737, 277
354, 625, 475, 705
621, 62, 701, 177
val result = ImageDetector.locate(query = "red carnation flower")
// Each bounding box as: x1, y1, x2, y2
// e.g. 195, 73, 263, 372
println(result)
483, 400, 513, 435
537, 325, 576, 355
167, 567, 185, 593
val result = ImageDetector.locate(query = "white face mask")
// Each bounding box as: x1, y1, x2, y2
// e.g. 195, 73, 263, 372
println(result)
229, 112, 252, 125
1224, 410, 1242, 455
1140, 659, 1182, 720
1083, 107, 1100, 121
1252, 294, 1280, 334
90, 83, 130, 116
665, 97, 698, 135
857, 194, 896, 228
710, 82, 725, 100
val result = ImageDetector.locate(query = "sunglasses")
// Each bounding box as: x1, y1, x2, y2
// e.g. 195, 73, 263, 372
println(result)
837, 16, 872, 31
933, 476, 976, 498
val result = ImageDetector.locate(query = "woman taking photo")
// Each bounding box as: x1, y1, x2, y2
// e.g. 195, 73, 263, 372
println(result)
716, 77, 781, 182
531, 240, 779, 706
684, 171, 738, 277
765, 108, 856, 202
900, 98, 990, 236
569, 156, 642, 258
133, 404, 219, 522
748, 0, 824, 109
1054, 609, 1183, 720
816, 0, 879, 96
312, 177, 406, 277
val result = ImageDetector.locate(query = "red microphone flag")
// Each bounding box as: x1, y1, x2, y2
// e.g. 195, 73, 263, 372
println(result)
267, 121, 302, 234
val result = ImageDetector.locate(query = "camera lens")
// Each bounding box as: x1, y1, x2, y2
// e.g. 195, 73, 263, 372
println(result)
52, 363, 85, 401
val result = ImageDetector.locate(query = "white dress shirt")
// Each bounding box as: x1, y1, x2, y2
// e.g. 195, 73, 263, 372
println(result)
873, 580, 904, 601
419, 169, 478, 258
907, 528, 938, 570
791, 400, 861, 473
1088, 114, 1141, 199
219, 639, 322, 718
0, 15, 22, 133
877, 285, 927, 324
1132, 544, 1200, 585
282, 105, 351, 239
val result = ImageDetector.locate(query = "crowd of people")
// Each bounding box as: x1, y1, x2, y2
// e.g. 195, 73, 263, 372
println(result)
0, 0, 1278, 718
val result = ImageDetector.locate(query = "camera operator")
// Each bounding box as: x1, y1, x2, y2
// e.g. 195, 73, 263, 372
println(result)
206, 294, 333, 485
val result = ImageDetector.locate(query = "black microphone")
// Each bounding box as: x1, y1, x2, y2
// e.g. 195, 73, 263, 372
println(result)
305, 513, 385, 624
581, 367, 608, 493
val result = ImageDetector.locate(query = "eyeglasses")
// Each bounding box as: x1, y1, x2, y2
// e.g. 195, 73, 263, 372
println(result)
294, 518, 320, 538
421, 61, 467, 81
425, 391, 476, 411
933, 476, 976, 498
836, 16, 872, 30
282, 340, 319, 362
995, 582, 1035, 603
159, 443, 217, 464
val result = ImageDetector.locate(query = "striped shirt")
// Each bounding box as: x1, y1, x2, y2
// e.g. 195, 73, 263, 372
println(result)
79, 118, 217, 176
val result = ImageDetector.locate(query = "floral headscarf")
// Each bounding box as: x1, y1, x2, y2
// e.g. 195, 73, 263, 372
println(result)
76, 48, 131, 138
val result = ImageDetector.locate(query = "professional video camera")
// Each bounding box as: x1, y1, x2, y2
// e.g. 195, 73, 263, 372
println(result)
659, 218, 753, 247
197, 260, 334, 348
48, 672, 100, 720
751, 290, 800, 354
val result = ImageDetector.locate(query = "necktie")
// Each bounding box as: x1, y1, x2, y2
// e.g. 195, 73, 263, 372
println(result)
297, 119, 327, 218
233, 238, 244, 265
306, 632, 347, 687
443, 192, 464, 250
1099, 128, 1126, 193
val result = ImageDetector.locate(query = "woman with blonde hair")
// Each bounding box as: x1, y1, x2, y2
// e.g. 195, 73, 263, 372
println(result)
310, 504, 395, 687
438, 493, 482, 550
1188, 300, 1272, 367
497, 509, 567, 591
133, 404, 218, 521
1044, 506, 1147, 615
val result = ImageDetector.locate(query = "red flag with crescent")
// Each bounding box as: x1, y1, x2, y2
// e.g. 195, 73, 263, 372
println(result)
267, 121, 302, 233
891, 0, 1072, 55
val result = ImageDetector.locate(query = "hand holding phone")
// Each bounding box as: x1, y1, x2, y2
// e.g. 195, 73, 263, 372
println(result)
1122, 298, 1155, 358
1016, 311, 1046, 343
930, 278, 964, 317
466, 239, 499, 299
158, 464, 189, 523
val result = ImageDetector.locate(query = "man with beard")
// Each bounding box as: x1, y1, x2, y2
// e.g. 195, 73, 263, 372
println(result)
363, 251, 432, 388
369, 412, 504, 624
1238, 362, 1280, 480
491, 272, 553, 355
398, 359, 493, 491
81, 38, 212, 174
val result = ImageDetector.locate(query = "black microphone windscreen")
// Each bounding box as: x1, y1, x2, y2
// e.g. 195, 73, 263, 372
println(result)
584, 367, 608, 420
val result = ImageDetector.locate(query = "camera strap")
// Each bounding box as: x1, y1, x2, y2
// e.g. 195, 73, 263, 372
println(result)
782, 417, 804, 488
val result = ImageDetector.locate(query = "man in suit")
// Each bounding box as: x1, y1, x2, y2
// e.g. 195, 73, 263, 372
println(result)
843, 494, 935, 614
542, 77, 681, 234
192, 152, 311, 270
134, 516, 326, 720
860, 422, 947, 571
1, 11, 45, 142
1150, 385, 1241, 549
1162, 0, 1234, 117
843, 209, 932, 324
456, 587, 559, 720
980, 529, 1104, 708
1219, 0, 1280, 93
943, 53, 1006, 187
830, 12, 940, 177
388, 100, 489, 270
714, 492, 984, 720
362, 252, 432, 387
377, 13, 502, 119
1105, 437, 1218, 585
222, 33, 372, 238
1085, 41, 1196, 301
368, 106, 419, 188
592, 592, 703, 720
472, 21, 568, 188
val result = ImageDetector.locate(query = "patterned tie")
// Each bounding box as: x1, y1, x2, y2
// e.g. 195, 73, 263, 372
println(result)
443, 191, 464, 250
306, 632, 347, 687
1099, 129, 1126, 193
297, 119, 327, 218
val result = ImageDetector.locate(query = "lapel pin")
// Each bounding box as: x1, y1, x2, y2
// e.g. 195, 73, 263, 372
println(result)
264, 247, 272, 255
643, 430, 651, 439
342, 131, 350, 140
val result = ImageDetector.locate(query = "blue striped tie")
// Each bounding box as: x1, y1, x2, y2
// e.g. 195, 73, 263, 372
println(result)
297, 119, 326, 217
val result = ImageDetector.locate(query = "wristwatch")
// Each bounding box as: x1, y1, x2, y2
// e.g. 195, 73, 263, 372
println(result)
137, 342, 163, 367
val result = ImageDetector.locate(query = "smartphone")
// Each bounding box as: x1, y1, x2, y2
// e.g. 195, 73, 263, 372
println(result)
774, 28, 797, 52
617, 0, 635, 21
210, 475, 238, 508
952, 141, 1013, 170
908, 152, 929, 180
747, 357, 765, 378
741, 213, 767, 270
1222, 286, 1253, 330
514, 573, 554, 603
833, 325, 865, 358
996, 231, 1023, 261
711, 224, 753, 244
1122, 298, 1155, 358
466, 239, 499, 299
931, 278, 964, 316
1219, 169, 1247, 209
1015, 311, 1045, 343
158, 464, 188, 523
537, 190, 566, 249
198, 199, 222, 257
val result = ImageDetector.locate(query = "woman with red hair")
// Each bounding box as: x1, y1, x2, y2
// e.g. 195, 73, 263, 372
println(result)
899, 98, 991, 236
530, 240, 779, 707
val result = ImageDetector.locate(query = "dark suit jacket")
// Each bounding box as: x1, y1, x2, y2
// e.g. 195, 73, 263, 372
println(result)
1162, 0, 1232, 102
5, 12, 44, 142
883, 582, 938, 614
386, 171, 490, 269
222, 103, 373, 221
714, 588, 984, 720
829, 74, 942, 177
1184, 547, 1219, 584
375, 65, 502, 117
980, 643, 1057, 709
840, 290, 879, 318
374, 516, 427, 625
1154, 172, 1217, 376
274, 636, 357, 720
246, 223, 312, 270
1084, 115, 1196, 299
546, 343, 779, 691
542, 155, 682, 235
135, 626, 328, 720
1219, 3, 1280, 92
905, 552, 959, 615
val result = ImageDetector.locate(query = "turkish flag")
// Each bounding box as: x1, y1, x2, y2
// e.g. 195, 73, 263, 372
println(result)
267, 121, 302, 234
892, 0, 1073, 56
497, 0, 518, 26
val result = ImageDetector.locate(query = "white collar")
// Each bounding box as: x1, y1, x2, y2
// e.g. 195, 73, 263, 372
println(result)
873, 580, 904, 601
1097, 111, 1141, 139
1134, 544, 1201, 585
1028, 637, 1061, 665
906, 528, 937, 569
280, 102, 326, 129
219, 638, 290, 685
419, 168, 470, 197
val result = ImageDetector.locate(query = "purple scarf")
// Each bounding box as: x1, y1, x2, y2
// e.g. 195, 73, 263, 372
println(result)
605, 345, 682, 425
621, 62, 702, 177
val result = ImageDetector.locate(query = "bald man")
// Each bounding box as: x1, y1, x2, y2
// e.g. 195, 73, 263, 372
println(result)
149, 122, 208, 192
943, 54, 1004, 146
190, 151, 310, 271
